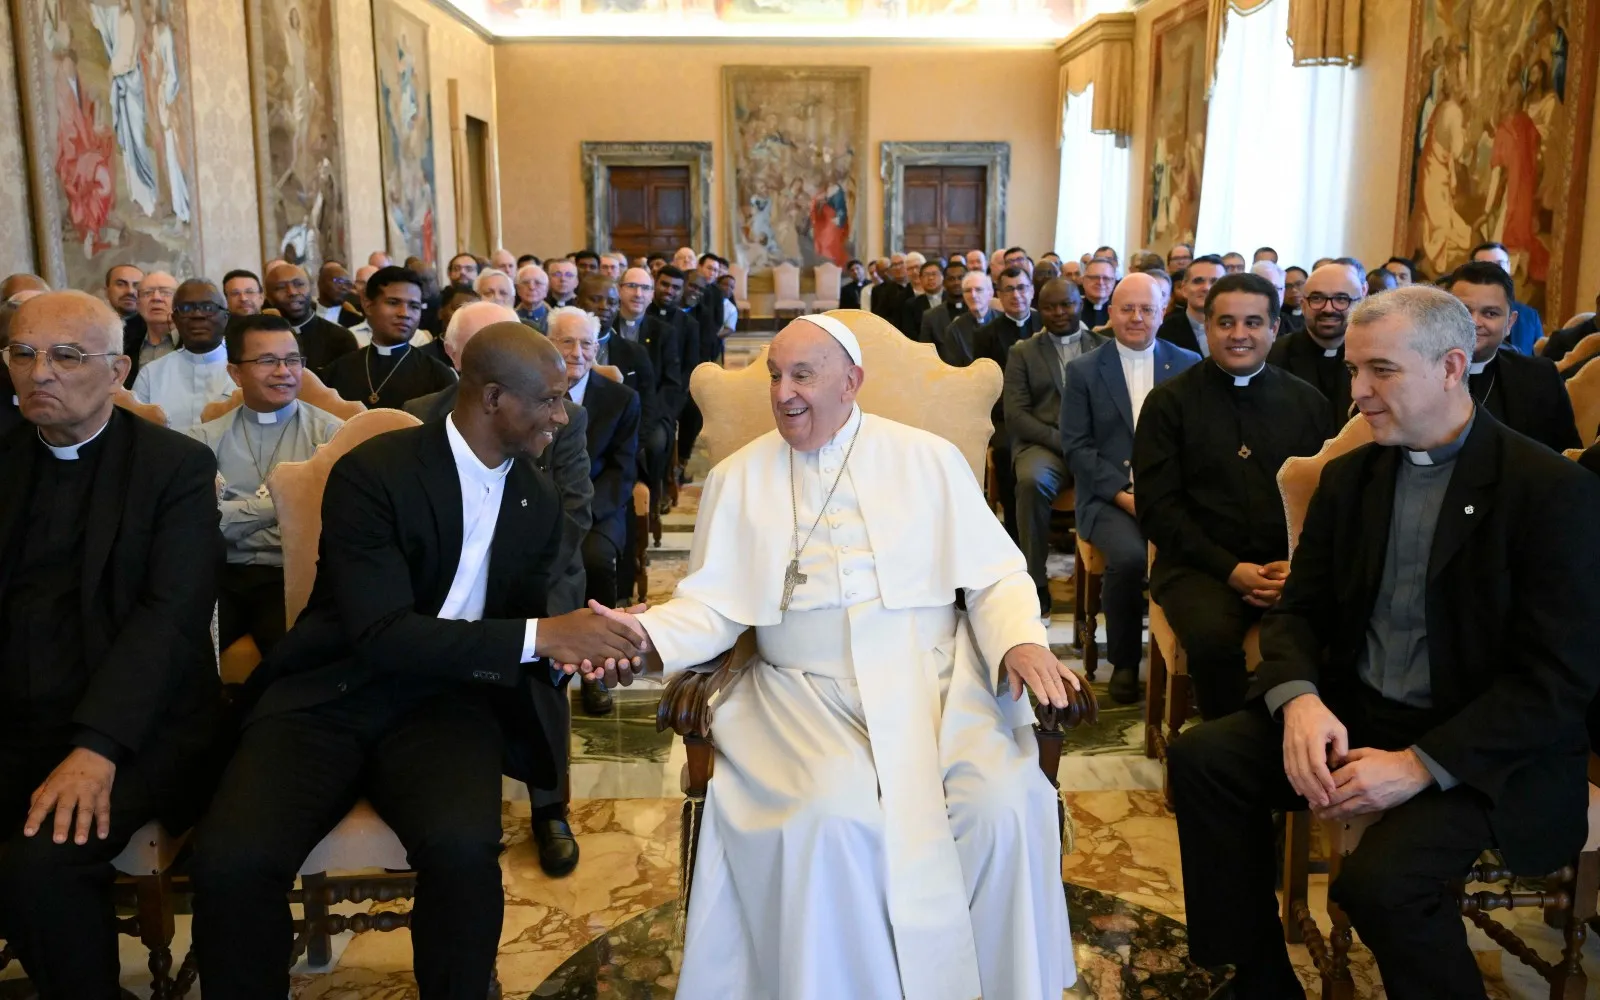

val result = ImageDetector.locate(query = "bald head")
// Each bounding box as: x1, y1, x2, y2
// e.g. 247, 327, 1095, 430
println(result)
1107, 272, 1162, 350
264, 263, 314, 323
11, 291, 129, 443
459, 321, 565, 400
12, 290, 121, 354
3, 274, 48, 301
444, 301, 519, 365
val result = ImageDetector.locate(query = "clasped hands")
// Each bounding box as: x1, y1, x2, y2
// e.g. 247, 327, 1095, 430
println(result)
1228, 560, 1290, 608
537, 601, 654, 687
1281, 693, 1434, 821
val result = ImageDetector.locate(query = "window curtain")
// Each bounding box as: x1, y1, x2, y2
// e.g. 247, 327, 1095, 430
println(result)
1054, 85, 1130, 262
1194, 0, 1354, 269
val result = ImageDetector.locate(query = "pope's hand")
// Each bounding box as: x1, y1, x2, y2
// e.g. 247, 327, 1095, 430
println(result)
1002, 643, 1085, 711
538, 606, 648, 676
562, 602, 652, 688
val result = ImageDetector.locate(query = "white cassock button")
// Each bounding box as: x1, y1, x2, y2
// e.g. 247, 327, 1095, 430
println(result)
843, 568, 852, 576
823, 467, 835, 474
846, 591, 857, 599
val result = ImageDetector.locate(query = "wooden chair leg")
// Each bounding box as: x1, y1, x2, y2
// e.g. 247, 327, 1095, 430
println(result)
1072, 554, 1085, 652
1551, 849, 1599, 999
1281, 810, 1311, 945
1143, 634, 1166, 759
1083, 569, 1102, 682
301, 871, 333, 969
135, 870, 177, 1000
1323, 848, 1356, 1000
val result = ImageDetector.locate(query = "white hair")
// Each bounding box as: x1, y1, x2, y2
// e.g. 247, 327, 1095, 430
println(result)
1348, 284, 1474, 362
961, 270, 993, 292
905, 252, 926, 269
1251, 261, 1285, 286
516, 263, 547, 283
547, 305, 600, 340
443, 301, 518, 361
472, 269, 512, 295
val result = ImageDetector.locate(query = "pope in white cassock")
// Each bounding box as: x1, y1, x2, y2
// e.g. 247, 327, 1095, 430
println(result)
581, 314, 1081, 999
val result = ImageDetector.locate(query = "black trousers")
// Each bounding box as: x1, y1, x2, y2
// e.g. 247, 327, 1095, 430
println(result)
1013, 444, 1068, 607
1170, 703, 1493, 999
1153, 567, 1264, 719
190, 683, 507, 1000
1082, 506, 1147, 673
678, 399, 703, 471
642, 420, 672, 512
218, 563, 288, 655
991, 441, 1019, 542
0, 738, 173, 1000
582, 530, 621, 609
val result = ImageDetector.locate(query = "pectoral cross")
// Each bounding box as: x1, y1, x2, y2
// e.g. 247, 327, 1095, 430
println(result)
255, 483, 271, 500
780, 558, 807, 613
1237, 444, 1252, 460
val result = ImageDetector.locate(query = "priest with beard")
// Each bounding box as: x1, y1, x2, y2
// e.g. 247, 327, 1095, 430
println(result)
1134, 273, 1334, 720
263, 262, 359, 376
577, 314, 1085, 1000
1443, 262, 1580, 453
1266, 261, 1365, 427
323, 267, 457, 411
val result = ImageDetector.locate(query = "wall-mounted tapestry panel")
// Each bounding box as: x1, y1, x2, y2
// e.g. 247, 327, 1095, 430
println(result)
1143, 0, 1207, 256
372, 0, 437, 267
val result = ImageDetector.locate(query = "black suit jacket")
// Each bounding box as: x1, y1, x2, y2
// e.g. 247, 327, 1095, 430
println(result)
1543, 317, 1597, 362
898, 293, 937, 341
974, 312, 1041, 447
580, 374, 640, 552
0, 409, 224, 811
601, 332, 659, 434
1476, 349, 1581, 453
936, 311, 988, 368
243, 419, 573, 788
293, 316, 360, 375
692, 285, 727, 366
1252, 412, 1600, 875
871, 282, 911, 324
632, 314, 685, 425
120, 314, 174, 388
838, 280, 863, 311
1156, 309, 1202, 353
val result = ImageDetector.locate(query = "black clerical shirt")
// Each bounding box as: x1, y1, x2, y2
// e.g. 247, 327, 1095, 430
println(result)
1081, 300, 1111, 330
1133, 360, 1334, 586
1266, 329, 1351, 427
325, 342, 457, 411
3, 430, 105, 748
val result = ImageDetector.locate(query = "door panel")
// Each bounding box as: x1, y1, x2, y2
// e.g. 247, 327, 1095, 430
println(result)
609, 165, 691, 258
902, 165, 986, 261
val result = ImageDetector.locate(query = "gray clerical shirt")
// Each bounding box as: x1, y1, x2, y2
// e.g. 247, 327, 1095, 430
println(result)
1265, 414, 1475, 790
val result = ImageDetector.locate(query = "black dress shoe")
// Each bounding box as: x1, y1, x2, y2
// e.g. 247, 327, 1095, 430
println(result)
1109, 665, 1142, 705
580, 676, 614, 716
532, 818, 580, 877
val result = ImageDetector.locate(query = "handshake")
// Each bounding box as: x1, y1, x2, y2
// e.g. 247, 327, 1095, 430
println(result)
536, 600, 654, 688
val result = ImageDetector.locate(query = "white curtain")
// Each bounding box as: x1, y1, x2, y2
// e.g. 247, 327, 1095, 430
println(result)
1053, 84, 1129, 263
1194, 0, 1355, 268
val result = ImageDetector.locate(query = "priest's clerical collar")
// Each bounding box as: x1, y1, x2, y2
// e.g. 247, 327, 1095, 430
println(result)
1468, 357, 1491, 375
1322, 347, 1340, 358
248, 399, 298, 424
1228, 363, 1266, 387
1116, 339, 1156, 361
1404, 411, 1474, 466
185, 343, 228, 363
1005, 309, 1031, 326
39, 414, 111, 460
373, 340, 408, 356
1048, 325, 1083, 345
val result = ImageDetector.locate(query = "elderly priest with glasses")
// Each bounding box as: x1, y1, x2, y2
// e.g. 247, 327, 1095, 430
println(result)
583, 314, 1087, 1000
0, 291, 227, 999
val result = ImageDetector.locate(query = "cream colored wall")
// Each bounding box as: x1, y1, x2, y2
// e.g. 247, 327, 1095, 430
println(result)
492, 41, 1062, 259
336, 0, 497, 264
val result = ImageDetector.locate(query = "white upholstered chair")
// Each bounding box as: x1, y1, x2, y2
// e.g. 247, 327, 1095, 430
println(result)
771, 262, 807, 319
811, 262, 843, 312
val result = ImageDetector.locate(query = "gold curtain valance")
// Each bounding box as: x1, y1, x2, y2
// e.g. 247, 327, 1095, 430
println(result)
1203, 0, 1360, 95
1054, 12, 1135, 145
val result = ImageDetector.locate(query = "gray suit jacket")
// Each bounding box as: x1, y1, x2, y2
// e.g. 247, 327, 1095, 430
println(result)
405, 385, 592, 613
1060, 338, 1199, 540
1003, 328, 1107, 455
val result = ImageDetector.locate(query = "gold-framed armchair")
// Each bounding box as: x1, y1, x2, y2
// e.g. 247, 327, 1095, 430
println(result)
653, 309, 1097, 908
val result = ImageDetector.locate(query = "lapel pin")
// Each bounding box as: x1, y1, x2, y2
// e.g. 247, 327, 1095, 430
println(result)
1464, 505, 1474, 514
521, 499, 528, 507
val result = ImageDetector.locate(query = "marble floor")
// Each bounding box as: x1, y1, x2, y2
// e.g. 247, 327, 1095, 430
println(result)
7, 397, 1597, 998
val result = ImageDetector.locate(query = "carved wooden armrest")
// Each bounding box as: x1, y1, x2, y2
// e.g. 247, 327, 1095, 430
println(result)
1033, 684, 1099, 734
655, 646, 740, 741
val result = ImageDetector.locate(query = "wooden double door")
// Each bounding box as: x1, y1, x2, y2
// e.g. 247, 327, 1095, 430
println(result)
607, 165, 690, 259
902, 165, 987, 261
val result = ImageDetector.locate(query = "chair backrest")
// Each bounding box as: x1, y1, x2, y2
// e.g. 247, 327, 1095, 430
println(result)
814, 262, 842, 300
772, 262, 801, 301
1277, 414, 1374, 555
201, 390, 244, 425
269, 408, 422, 624
730, 263, 750, 304
298, 369, 367, 420
112, 386, 167, 426
1562, 311, 1596, 332
593, 363, 623, 384
1557, 332, 1600, 374
1566, 353, 1600, 448
688, 308, 999, 482
1535, 336, 1550, 357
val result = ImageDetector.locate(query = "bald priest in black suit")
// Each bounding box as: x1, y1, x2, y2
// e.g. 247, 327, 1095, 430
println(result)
190, 324, 651, 1000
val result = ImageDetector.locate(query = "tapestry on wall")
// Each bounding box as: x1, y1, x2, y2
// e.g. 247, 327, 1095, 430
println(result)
722, 65, 867, 273
248, 0, 346, 273
371, 0, 436, 268
1394, 0, 1596, 322
12, 0, 203, 289
1143, 0, 1207, 257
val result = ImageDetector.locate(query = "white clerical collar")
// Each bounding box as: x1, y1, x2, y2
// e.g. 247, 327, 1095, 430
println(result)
247, 400, 297, 424
373, 340, 407, 356
1005, 310, 1031, 326
817, 405, 864, 454
1468, 358, 1490, 375
1405, 412, 1474, 466
1323, 347, 1340, 358
1049, 328, 1082, 346
1115, 340, 1156, 362
1231, 364, 1266, 387
927, 291, 942, 306
446, 412, 513, 487
40, 415, 111, 460
185, 343, 228, 364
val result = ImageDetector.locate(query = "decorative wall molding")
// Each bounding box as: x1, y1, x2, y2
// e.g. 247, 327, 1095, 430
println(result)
879, 141, 1009, 255
581, 141, 713, 253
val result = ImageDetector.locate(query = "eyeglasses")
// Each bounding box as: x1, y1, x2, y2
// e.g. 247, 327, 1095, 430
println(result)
238, 354, 306, 371
3, 343, 119, 372
1305, 292, 1355, 310
621, 282, 653, 292
1115, 304, 1158, 318
174, 301, 225, 315
138, 287, 175, 299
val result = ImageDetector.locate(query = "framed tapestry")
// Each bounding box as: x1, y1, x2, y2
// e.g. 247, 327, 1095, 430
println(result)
1142, 0, 1208, 257
722, 65, 868, 274
1393, 0, 1597, 323
246, 0, 347, 274
11, 0, 204, 289
371, 0, 437, 268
